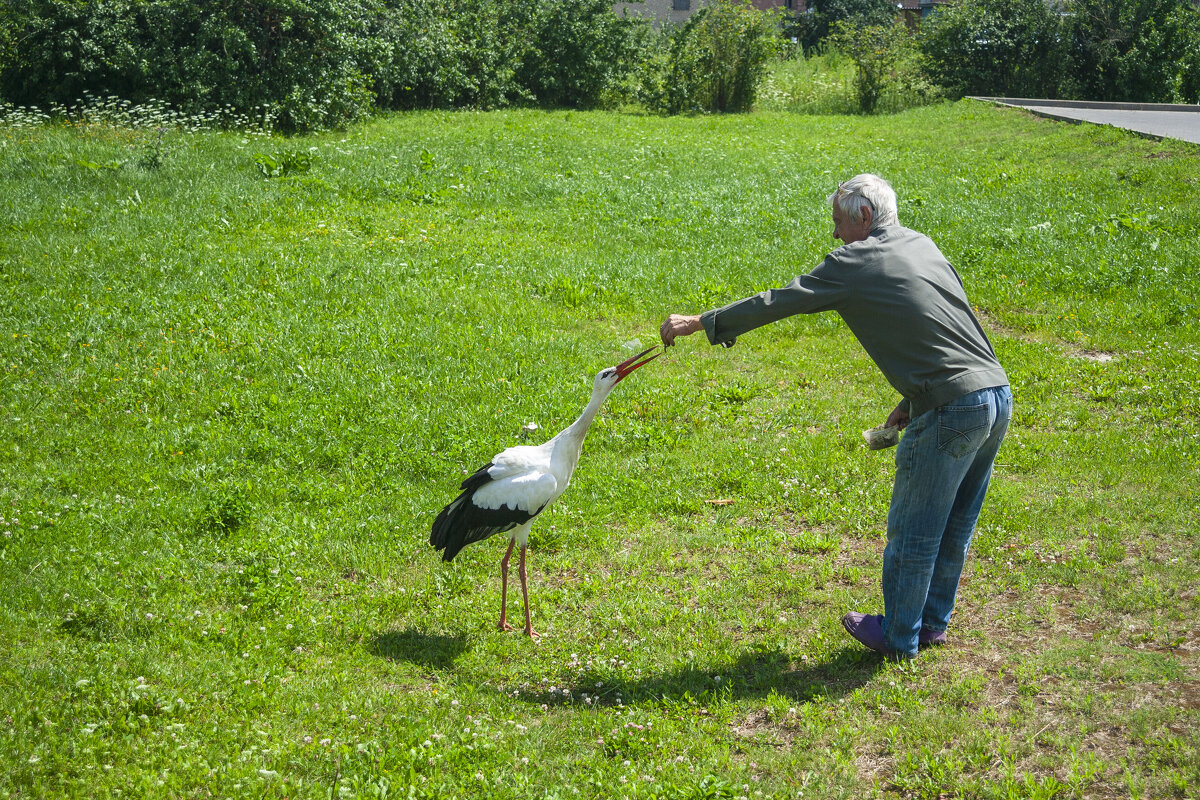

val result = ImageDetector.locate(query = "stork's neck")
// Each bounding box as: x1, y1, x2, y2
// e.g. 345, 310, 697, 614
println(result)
555, 386, 611, 455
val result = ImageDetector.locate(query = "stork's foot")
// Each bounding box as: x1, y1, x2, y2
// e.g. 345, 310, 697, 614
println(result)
525, 625, 541, 641
498, 619, 516, 633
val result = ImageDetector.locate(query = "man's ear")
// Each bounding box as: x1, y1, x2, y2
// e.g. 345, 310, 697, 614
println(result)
860, 204, 873, 227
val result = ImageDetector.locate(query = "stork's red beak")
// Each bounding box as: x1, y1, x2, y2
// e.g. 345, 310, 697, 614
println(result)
614, 345, 661, 382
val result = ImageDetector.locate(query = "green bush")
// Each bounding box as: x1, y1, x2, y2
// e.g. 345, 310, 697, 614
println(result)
1, 0, 145, 106
0, 0, 655, 128
0, 0, 378, 132
1175, 6, 1200, 102
916, 0, 1200, 103
644, 0, 783, 114
1059, 0, 1200, 103
514, 0, 645, 108
367, 0, 528, 111
917, 0, 1064, 99
789, 0, 900, 54
366, 0, 647, 111
827, 20, 925, 114
450, 0, 531, 109
0, 10, 15, 77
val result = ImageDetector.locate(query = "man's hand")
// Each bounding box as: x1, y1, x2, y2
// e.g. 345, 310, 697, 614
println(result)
885, 402, 910, 430
660, 314, 702, 347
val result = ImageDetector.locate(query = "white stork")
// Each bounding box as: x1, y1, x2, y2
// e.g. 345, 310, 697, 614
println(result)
430, 345, 661, 639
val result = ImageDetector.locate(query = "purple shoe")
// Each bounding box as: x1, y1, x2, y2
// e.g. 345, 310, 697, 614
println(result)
841, 612, 890, 654
842, 612, 933, 657
919, 628, 947, 648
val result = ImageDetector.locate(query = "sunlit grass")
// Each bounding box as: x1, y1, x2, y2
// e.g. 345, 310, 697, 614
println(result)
0, 100, 1197, 798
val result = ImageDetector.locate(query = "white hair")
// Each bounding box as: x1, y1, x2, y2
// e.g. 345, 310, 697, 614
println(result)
828, 173, 899, 228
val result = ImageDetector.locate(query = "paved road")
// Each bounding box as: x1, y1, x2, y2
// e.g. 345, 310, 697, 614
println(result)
970, 97, 1200, 145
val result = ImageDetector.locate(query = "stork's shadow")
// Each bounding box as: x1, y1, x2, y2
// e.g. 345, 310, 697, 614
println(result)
511, 646, 883, 708
369, 628, 470, 670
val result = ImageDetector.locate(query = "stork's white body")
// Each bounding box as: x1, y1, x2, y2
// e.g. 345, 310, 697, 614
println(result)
470, 399, 600, 542
430, 347, 659, 638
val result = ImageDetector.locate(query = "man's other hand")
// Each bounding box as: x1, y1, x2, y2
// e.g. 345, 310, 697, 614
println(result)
886, 403, 910, 430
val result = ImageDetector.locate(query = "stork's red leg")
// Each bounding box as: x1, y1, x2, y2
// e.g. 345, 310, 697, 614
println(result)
498, 538, 516, 632
518, 545, 540, 640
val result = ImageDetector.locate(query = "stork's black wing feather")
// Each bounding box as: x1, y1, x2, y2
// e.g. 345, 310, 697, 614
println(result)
430, 462, 538, 562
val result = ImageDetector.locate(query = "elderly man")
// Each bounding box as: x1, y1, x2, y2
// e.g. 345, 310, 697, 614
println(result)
659, 173, 1011, 659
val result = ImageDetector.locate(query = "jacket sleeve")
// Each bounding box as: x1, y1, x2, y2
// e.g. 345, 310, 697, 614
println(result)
700, 259, 849, 348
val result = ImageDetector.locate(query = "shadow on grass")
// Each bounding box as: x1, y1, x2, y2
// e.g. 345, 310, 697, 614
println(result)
511, 646, 884, 708
369, 628, 470, 670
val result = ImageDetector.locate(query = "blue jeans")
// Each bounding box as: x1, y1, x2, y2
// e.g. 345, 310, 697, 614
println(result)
881, 385, 1012, 657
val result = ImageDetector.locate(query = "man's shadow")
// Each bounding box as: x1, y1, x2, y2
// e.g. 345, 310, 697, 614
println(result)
511, 646, 885, 708
368, 627, 470, 670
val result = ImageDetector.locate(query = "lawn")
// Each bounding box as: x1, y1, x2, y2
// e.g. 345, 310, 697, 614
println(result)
0, 98, 1197, 799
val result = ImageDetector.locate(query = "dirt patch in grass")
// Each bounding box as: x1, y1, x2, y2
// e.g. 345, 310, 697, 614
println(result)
730, 708, 790, 744
977, 307, 1124, 366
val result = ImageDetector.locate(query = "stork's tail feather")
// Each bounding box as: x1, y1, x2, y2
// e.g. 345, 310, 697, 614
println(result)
431, 463, 498, 562
430, 493, 471, 562
432, 462, 539, 563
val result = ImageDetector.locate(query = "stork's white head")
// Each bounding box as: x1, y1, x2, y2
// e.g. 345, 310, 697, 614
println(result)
592, 345, 661, 396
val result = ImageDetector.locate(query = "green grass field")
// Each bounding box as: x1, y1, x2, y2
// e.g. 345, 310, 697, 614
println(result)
1, 98, 1197, 799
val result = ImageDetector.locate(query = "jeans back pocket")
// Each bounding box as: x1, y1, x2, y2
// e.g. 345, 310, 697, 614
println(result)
937, 403, 989, 458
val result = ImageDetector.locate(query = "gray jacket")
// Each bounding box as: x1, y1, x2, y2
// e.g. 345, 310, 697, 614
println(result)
699, 225, 1008, 419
